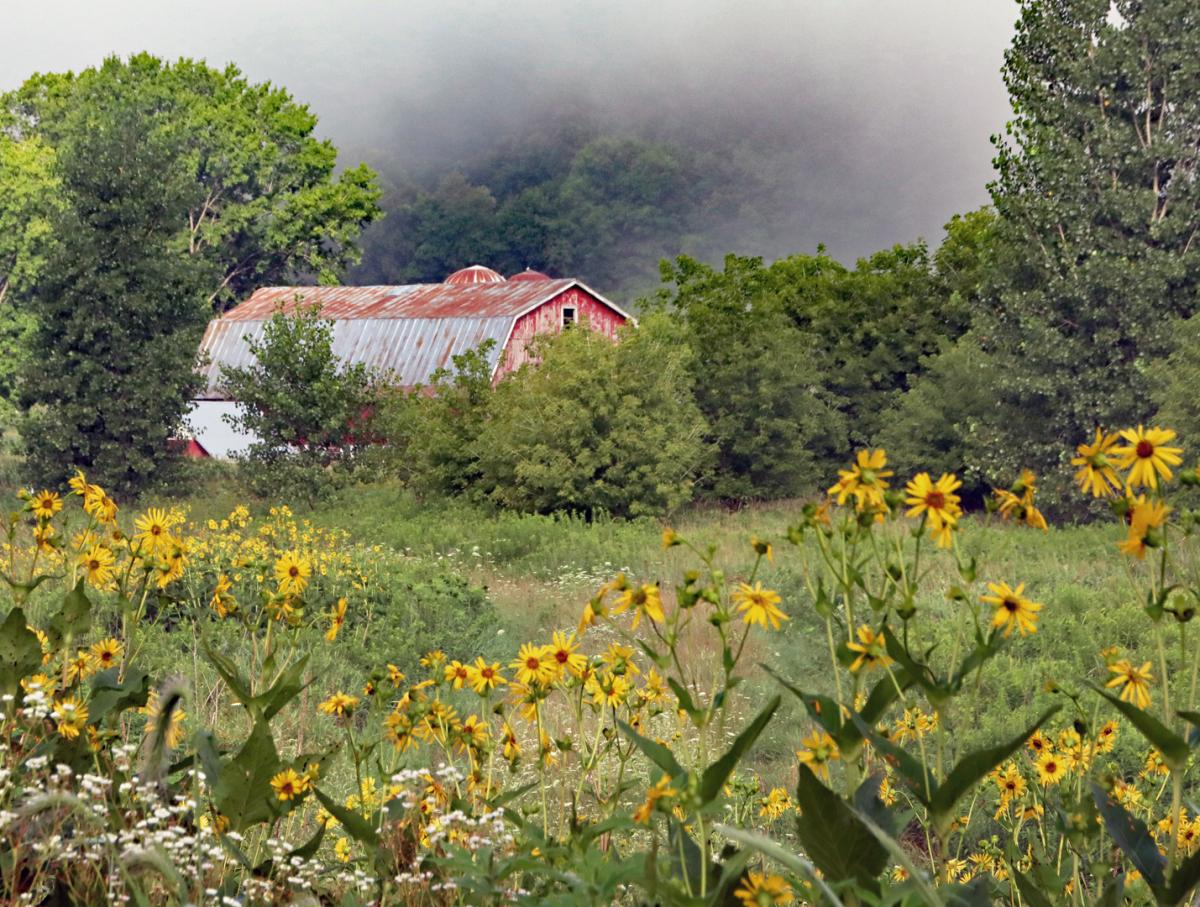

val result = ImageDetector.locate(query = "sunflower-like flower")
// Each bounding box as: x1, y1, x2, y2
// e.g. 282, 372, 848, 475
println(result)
511, 642, 557, 687
796, 729, 840, 780
1113, 425, 1183, 490
318, 692, 360, 718
981, 581, 1042, 637
846, 624, 892, 673
734, 871, 793, 906
467, 657, 507, 694
274, 550, 312, 596
1071, 428, 1122, 498
612, 583, 664, 630
1105, 659, 1154, 709
325, 597, 347, 641
1117, 495, 1170, 559
30, 490, 62, 521
828, 449, 892, 513
905, 472, 962, 547
732, 582, 788, 630
270, 768, 309, 802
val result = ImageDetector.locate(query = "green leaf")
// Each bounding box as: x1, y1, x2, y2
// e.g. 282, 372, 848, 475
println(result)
698, 695, 779, 804
928, 706, 1059, 831
213, 718, 281, 830
255, 655, 310, 721
617, 719, 685, 778
46, 580, 90, 649
714, 824, 845, 907
1094, 875, 1125, 907
882, 626, 949, 707
667, 817, 710, 894
668, 678, 702, 720
88, 667, 150, 723
850, 806, 943, 907
793, 765, 886, 895
0, 607, 43, 699
314, 788, 379, 848
1091, 783, 1165, 890
1011, 870, 1054, 907
201, 637, 254, 709
1092, 685, 1188, 771
850, 713, 933, 804
1163, 847, 1200, 904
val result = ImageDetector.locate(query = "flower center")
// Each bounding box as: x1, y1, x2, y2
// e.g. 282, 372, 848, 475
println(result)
1136, 440, 1154, 459
526, 658, 540, 671
289, 566, 300, 577
1003, 597, 1019, 612
926, 490, 945, 510
555, 650, 568, 663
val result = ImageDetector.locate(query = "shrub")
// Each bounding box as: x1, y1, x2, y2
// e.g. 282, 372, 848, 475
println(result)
471, 314, 710, 517
220, 301, 386, 504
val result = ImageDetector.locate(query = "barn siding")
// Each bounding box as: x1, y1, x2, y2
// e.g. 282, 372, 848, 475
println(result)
498, 288, 626, 378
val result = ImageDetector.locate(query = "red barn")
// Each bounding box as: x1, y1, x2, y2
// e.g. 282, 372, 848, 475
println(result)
188, 266, 632, 457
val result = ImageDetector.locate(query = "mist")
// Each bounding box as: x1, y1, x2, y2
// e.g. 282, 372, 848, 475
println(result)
2, 0, 1017, 264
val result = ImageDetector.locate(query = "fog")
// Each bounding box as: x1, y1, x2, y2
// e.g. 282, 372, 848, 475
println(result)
2, 0, 1017, 262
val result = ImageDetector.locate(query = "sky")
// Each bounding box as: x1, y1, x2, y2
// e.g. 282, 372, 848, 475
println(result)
2, 0, 1019, 262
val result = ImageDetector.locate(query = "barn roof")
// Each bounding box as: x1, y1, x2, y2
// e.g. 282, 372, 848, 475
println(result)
196, 278, 630, 398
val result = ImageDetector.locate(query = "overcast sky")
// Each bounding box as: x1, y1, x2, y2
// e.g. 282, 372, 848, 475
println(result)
3, 1, 1018, 261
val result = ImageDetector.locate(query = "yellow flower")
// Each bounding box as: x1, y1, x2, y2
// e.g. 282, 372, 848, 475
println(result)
64, 650, 98, 684
587, 671, 630, 709
89, 638, 123, 671
318, 692, 360, 717
904, 472, 962, 547
142, 690, 187, 749
1117, 495, 1170, 559
334, 838, 353, 863
511, 642, 556, 687
1113, 425, 1183, 490
31, 490, 62, 521
1096, 719, 1119, 753
632, 775, 677, 824
981, 581, 1042, 637
466, 658, 506, 694
796, 729, 840, 780
78, 545, 115, 589
846, 624, 892, 673
325, 597, 347, 641
733, 582, 788, 630
734, 871, 793, 906
661, 528, 680, 549
134, 508, 174, 556
547, 630, 588, 679
210, 573, 237, 618
828, 448, 892, 512
613, 583, 665, 630
270, 768, 309, 802
274, 550, 312, 596
1106, 659, 1154, 709
53, 696, 88, 739
1026, 729, 1051, 756
444, 659, 471, 689
758, 786, 793, 820
750, 535, 773, 562
1035, 750, 1067, 786
1072, 428, 1122, 498
500, 721, 521, 760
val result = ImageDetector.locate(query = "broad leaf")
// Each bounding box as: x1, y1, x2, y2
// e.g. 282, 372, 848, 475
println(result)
1011, 870, 1054, 907
698, 695, 779, 804
88, 667, 150, 723
850, 713, 933, 804
255, 654, 310, 721
213, 718, 281, 830
617, 719, 685, 778
47, 580, 91, 649
1091, 783, 1165, 890
714, 824, 844, 907
793, 764, 886, 895
314, 787, 379, 847
1092, 686, 1188, 771
0, 608, 43, 699
928, 707, 1058, 831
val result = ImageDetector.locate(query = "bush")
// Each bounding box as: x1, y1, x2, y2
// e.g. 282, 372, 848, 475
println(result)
471, 314, 710, 517
220, 302, 386, 504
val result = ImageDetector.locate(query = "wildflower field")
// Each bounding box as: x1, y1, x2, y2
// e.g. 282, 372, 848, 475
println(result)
6, 427, 1200, 905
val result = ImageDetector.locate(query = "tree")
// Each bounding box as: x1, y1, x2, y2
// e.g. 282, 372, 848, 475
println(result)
656, 255, 846, 500
975, 0, 1200, 501
20, 85, 211, 495
3, 54, 382, 310
472, 316, 709, 518
219, 303, 383, 503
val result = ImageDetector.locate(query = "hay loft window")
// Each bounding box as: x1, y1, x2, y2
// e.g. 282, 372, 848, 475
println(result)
561, 305, 576, 328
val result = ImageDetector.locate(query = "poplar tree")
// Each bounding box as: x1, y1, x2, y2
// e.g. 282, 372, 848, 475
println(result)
977, 0, 1200, 495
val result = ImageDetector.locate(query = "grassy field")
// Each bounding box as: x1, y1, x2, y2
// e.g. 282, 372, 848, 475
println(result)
162, 475, 1158, 762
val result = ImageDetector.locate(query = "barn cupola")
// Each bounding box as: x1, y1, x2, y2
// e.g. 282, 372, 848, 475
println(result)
445, 264, 506, 285
508, 268, 551, 282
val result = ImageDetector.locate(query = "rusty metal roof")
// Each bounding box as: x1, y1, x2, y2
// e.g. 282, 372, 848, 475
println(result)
196, 279, 630, 398
218, 281, 578, 321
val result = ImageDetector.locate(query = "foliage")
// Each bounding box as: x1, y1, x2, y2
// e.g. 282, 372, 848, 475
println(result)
3, 53, 383, 311
656, 253, 845, 500
219, 302, 386, 504
389, 342, 497, 500
1152, 311, 1200, 444
19, 81, 212, 497
972, 0, 1200, 506
471, 316, 710, 518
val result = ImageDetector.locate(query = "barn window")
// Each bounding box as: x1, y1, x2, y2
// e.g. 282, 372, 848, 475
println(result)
562, 306, 576, 327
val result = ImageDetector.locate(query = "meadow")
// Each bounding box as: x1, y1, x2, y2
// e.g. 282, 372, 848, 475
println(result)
4, 439, 1199, 906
